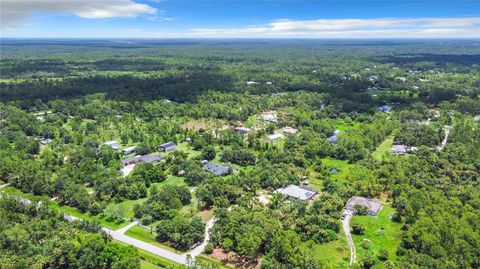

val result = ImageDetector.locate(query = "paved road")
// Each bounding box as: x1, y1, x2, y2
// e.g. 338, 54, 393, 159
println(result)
189, 217, 217, 258
342, 211, 356, 265
438, 126, 451, 151
0, 183, 11, 189
103, 226, 189, 265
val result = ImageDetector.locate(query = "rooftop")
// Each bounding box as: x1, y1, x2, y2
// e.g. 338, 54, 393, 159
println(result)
160, 142, 176, 148
345, 196, 381, 215
121, 154, 163, 165
204, 162, 230, 176
276, 185, 318, 200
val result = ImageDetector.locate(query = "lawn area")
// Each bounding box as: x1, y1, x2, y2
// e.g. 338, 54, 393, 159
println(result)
312, 234, 350, 268
335, 120, 361, 131
51, 203, 129, 230
176, 142, 201, 159
372, 137, 393, 161
140, 260, 162, 269
321, 158, 359, 185
105, 198, 146, 219
115, 240, 185, 269
149, 176, 186, 193
125, 225, 185, 254
351, 205, 402, 266
196, 255, 235, 269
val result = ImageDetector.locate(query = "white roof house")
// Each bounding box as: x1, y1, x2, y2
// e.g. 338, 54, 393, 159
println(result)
246, 81, 259, 85
392, 145, 407, 155
104, 141, 119, 151
260, 111, 278, 123
266, 133, 284, 142
121, 146, 136, 155
276, 185, 318, 200
281, 126, 298, 134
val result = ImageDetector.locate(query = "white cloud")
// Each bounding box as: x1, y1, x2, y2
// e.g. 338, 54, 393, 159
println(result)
1, 0, 157, 29
187, 17, 480, 38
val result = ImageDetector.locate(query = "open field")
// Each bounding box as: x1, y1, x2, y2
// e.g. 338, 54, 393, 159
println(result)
372, 137, 393, 161
351, 205, 402, 265
313, 235, 350, 268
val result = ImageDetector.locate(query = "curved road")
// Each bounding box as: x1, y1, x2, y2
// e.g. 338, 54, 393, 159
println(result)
342, 211, 356, 265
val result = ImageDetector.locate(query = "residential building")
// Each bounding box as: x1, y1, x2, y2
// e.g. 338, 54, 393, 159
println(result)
103, 140, 119, 151
345, 196, 382, 216
159, 142, 177, 152
121, 146, 136, 155
276, 185, 318, 201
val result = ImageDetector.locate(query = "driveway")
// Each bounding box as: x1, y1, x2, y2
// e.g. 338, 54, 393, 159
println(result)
342, 210, 356, 265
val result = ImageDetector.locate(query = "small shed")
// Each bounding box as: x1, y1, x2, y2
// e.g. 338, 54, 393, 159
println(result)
266, 133, 283, 142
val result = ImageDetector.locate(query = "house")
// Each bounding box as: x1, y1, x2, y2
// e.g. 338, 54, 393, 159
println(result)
246, 81, 259, 85
266, 133, 283, 142
368, 75, 378, 82
234, 127, 251, 134
392, 145, 407, 155
281, 126, 298, 134
331, 168, 340, 174
121, 146, 136, 155
104, 141, 119, 151
276, 185, 318, 201
378, 105, 392, 113
159, 142, 176, 152
266, 81, 273, 85
327, 130, 340, 144
121, 154, 163, 167
394, 76, 407, 83
474, 116, 480, 122
204, 162, 230, 176
39, 137, 53, 145
259, 111, 278, 123
345, 196, 381, 216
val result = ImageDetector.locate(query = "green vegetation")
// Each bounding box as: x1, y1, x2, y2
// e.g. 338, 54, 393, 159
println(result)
372, 137, 393, 161
125, 226, 184, 254
352, 205, 403, 266
1, 40, 479, 268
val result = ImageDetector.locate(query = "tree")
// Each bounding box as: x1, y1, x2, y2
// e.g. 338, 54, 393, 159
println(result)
352, 223, 365, 235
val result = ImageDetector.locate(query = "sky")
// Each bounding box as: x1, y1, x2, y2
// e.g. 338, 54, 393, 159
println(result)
1, 0, 479, 39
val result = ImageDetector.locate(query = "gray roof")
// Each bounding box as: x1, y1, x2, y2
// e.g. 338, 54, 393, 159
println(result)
345, 196, 381, 215
378, 105, 392, 113
276, 185, 318, 200
121, 154, 163, 165
204, 162, 229, 176
327, 130, 340, 144
160, 142, 176, 148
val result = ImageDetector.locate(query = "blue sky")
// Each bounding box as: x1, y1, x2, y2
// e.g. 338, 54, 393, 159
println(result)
1, 0, 479, 38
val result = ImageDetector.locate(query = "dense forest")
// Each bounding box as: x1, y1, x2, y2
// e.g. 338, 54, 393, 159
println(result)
0, 39, 479, 269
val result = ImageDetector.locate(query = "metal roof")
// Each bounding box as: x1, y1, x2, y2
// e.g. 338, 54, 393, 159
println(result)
276, 185, 318, 200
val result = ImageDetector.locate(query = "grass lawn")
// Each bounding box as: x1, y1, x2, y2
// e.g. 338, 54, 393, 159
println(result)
372, 137, 393, 161
51, 203, 129, 230
105, 198, 146, 219
149, 176, 186, 194
351, 205, 402, 266
140, 260, 163, 269
125, 225, 185, 254
321, 158, 359, 186
312, 234, 350, 268
116, 240, 185, 269
176, 142, 201, 159
197, 255, 235, 269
